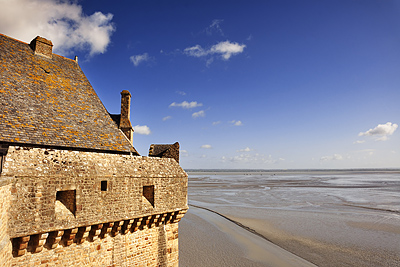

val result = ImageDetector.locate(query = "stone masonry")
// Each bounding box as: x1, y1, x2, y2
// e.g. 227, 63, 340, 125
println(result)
0, 33, 188, 266
1, 146, 187, 267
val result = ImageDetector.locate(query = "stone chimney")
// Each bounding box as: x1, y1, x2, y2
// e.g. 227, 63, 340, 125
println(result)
30, 36, 53, 58
119, 90, 134, 143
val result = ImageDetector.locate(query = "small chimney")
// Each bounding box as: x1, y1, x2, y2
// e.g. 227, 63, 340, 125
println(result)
30, 36, 53, 58
119, 90, 134, 143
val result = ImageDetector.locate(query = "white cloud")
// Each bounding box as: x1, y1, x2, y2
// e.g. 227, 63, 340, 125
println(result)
162, 116, 172, 121
184, 40, 246, 61
192, 110, 205, 118
359, 122, 398, 141
361, 149, 375, 156
205, 19, 224, 36
237, 147, 252, 152
230, 120, 243, 126
133, 125, 151, 135
206, 57, 214, 67
320, 154, 343, 161
184, 45, 208, 57
212, 121, 221, 125
130, 53, 150, 66
201, 145, 212, 149
176, 91, 186, 96
169, 101, 203, 109
354, 140, 365, 144
0, 0, 115, 56
376, 136, 388, 141
222, 153, 280, 165
210, 41, 246, 60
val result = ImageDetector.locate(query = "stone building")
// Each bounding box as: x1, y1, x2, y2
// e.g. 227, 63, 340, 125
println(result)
0, 33, 188, 266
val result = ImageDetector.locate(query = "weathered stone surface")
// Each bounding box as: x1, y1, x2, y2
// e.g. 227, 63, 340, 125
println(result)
0, 182, 12, 266
3, 146, 188, 238
1, 145, 188, 266
10, 223, 180, 267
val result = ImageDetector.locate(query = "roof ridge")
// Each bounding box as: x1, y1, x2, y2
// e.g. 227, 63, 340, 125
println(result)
53, 53, 77, 63
0, 33, 77, 63
0, 33, 29, 45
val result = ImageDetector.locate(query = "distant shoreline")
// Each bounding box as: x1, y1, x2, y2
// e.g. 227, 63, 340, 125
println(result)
186, 168, 400, 175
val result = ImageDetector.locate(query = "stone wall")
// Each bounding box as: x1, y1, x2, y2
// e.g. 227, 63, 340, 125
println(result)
3, 146, 187, 238
0, 145, 188, 266
11, 222, 180, 267
0, 178, 12, 266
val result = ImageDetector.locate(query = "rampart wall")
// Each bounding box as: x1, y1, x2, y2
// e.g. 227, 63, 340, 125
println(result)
0, 146, 188, 266
11, 223, 179, 267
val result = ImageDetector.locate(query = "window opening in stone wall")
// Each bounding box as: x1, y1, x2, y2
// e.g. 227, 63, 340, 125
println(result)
101, 180, 108, 191
56, 190, 76, 215
143, 185, 155, 207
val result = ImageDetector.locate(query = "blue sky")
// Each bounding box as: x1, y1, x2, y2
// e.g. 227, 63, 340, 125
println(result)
1, 0, 399, 169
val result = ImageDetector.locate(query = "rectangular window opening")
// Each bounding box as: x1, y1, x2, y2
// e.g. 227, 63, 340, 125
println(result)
143, 185, 155, 207
56, 190, 76, 215
101, 180, 108, 191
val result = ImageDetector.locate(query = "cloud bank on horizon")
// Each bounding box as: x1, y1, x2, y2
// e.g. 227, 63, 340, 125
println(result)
0, 0, 115, 56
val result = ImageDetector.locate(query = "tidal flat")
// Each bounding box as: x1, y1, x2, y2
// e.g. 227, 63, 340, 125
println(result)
179, 170, 400, 266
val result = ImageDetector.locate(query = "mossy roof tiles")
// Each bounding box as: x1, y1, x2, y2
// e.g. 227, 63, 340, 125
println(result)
0, 34, 138, 154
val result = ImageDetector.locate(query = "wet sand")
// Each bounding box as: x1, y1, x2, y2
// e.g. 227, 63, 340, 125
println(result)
179, 206, 317, 267
179, 205, 400, 267
180, 172, 400, 266
225, 208, 400, 267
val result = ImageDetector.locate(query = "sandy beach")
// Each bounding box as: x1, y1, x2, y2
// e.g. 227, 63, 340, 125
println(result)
179, 171, 400, 267
179, 206, 317, 267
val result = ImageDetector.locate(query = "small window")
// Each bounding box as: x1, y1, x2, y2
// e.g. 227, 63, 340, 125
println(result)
143, 185, 154, 207
56, 190, 76, 215
101, 181, 108, 191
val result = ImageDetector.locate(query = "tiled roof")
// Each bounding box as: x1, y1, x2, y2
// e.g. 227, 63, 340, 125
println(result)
0, 34, 138, 154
